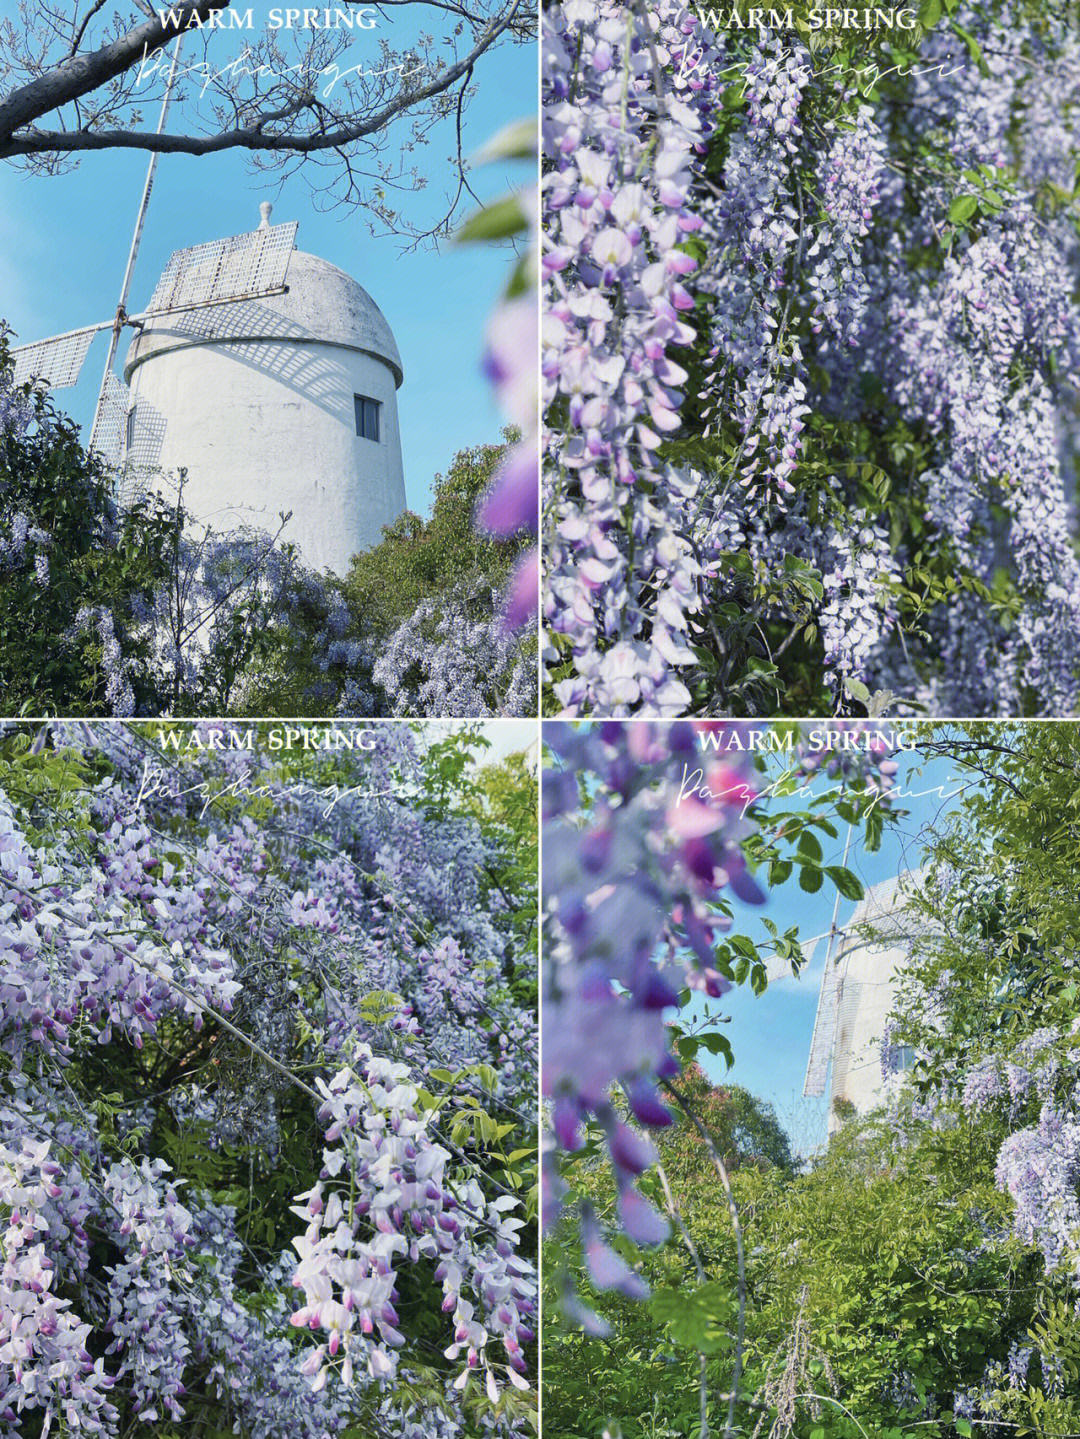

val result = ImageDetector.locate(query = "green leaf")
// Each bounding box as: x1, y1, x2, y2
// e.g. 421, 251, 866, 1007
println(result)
650, 1284, 733, 1353
799, 864, 823, 895
918, 0, 943, 25
949, 194, 979, 224
825, 866, 865, 901
471, 117, 535, 163
697, 1031, 734, 1068
455, 196, 526, 244
952, 21, 989, 75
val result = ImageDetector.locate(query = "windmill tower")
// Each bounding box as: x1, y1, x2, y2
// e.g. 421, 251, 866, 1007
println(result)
6, 43, 405, 576
122, 204, 406, 575
799, 866, 934, 1134
764, 859, 937, 1144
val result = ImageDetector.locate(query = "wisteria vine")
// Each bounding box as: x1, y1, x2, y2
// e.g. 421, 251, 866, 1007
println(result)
0, 721, 537, 1437
542, 719, 898, 1322
542, 1, 1080, 716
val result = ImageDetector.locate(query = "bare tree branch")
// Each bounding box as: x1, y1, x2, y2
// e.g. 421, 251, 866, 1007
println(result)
1, 3, 519, 155
0, 1, 219, 138
0, 0, 532, 225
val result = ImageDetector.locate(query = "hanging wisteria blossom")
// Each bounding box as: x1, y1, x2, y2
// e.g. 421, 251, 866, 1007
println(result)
0, 721, 537, 1437
541, 718, 900, 1324
542, 0, 1080, 717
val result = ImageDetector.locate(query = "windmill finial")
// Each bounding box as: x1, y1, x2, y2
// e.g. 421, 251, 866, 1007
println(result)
258, 201, 273, 230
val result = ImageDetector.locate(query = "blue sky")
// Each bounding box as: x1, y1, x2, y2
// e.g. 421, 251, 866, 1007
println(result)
684, 746, 974, 1151
0, 6, 535, 514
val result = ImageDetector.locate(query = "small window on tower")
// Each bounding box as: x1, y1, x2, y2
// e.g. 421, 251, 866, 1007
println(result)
354, 395, 381, 442
125, 408, 137, 451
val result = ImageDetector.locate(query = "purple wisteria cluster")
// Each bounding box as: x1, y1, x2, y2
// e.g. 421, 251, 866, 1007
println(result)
0, 722, 536, 1436
543, 723, 752, 1272
371, 583, 536, 717
478, 283, 540, 633
542, 720, 898, 1322
0, 333, 32, 442
543, 0, 725, 716
859, 14, 1080, 713
949, 1026, 1080, 1284
290, 1048, 535, 1401
542, 1, 1080, 716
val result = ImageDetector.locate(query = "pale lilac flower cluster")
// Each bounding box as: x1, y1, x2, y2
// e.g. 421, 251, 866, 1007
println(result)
702, 35, 812, 501
0, 1138, 116, 1436
289, 1047, 536, 1403
102, 1158, 195, 1423
996, 1101, 1080, 1279
543, 2, 1080, 715
74, 605, 136, 716
0, 725, 536, 1434
372, 583, 535, 716
542, 0, 726, 715
808, 106, 886, 351
0, 333, 33, 442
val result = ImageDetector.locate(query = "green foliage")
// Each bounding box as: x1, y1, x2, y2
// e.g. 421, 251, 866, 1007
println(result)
0, 384, 176, 714
0, 341, 528, 716
237, 431, 534, 716
413, 727, 538, 1223
895, 723, 1080, 1096
543, 727, 1080, 1439
543, 1101, 1050, 1439
658, 1066, 797, 1181
342, 431, 528, 639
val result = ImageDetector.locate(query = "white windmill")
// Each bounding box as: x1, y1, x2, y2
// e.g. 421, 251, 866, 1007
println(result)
7, 37, 298, 472
768, 849, 933, 1135
9, 32, 409, 574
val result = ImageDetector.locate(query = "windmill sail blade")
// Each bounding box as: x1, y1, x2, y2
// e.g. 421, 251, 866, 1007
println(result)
765, 934, 819, 984
90, 370, 130, 461
803, 951, 843, 1097
141, 222, 299, 317
10, 324, 107, 389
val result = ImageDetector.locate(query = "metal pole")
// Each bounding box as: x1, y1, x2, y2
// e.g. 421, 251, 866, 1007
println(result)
90, 31, 184, 457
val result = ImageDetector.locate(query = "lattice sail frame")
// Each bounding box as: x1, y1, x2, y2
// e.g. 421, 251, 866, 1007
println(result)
6, 221, 299, 410
144, 221, 298, 316
802, 868, 933, 1098
89, 370, 129, 461
803, 951, 844, 1097
10, 325, 106, 390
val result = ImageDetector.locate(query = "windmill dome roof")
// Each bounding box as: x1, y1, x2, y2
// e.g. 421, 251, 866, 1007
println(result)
124, 244, 403, 388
